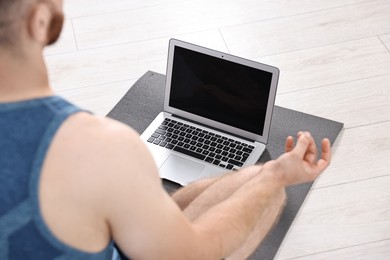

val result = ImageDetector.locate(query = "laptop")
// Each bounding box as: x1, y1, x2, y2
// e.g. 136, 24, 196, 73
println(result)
140, 39, 279, 186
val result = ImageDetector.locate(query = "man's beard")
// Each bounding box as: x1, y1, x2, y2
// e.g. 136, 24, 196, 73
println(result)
46, 10, 64, 45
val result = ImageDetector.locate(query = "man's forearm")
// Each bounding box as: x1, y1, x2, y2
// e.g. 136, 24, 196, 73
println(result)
183, 165, 263, 221
191, 164, 286, 259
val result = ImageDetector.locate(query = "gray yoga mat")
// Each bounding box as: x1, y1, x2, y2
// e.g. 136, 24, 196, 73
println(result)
107, 71, 344, 260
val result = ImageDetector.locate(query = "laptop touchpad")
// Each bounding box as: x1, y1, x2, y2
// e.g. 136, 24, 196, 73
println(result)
160, 155, 205, 186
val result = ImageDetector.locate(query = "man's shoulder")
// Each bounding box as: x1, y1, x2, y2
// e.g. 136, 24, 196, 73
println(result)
49, 112, 153, 177
65, 112, 139, 143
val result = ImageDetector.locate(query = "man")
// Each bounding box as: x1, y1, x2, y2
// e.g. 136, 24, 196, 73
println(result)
0, 0, 332, 259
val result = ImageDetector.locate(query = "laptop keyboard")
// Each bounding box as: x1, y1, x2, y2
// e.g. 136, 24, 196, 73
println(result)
147, 118, 255, 170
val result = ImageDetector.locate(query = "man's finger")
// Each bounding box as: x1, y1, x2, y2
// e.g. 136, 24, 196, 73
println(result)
304, 132, 318, 164
285, 136, 294, 152
321, 138, 331, 162
294, 134, 310, 158
316, 138, 331, 172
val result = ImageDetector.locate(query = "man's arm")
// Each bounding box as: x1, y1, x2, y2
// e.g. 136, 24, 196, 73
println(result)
92, 120, 282, 259
93, 120, 330, 259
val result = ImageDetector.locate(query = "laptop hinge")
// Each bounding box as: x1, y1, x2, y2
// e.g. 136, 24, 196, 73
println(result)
171, 114, 256, 143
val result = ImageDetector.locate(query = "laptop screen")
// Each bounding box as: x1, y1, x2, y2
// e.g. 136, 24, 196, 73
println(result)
169, 46, 273, 135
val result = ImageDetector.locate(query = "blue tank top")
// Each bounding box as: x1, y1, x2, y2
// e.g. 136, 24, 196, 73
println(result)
0, 96, 117, 260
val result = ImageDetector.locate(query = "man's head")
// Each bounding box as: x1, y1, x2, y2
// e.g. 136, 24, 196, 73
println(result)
0, 0, 64, 52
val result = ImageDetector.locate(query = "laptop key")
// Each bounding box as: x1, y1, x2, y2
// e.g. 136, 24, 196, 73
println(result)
212, 159, 220, 165
205, 157, 214, 163
173, 146, 206, 160
166, 144, 174, 149
242, 147, 253, 153
153, 140, 161, 145
226, 164, 234, 170
147, 137, 155, 143
159, 142, 167, 147
228, 159, 243, 167
155, 129, 165, 135
230, 148, 237, 153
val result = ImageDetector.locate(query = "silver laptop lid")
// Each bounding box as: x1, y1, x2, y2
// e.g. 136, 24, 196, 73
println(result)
164, 39, 279, 144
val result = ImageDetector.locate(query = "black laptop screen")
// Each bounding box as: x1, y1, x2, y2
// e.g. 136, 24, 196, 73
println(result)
169, 46, 273, 135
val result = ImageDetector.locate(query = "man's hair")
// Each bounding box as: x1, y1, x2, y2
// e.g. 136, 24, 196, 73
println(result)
0, 0, 33, 47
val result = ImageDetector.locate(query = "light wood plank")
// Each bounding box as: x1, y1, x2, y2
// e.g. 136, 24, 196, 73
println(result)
290, 239, 390, 260
276, 173, 390, 259
311, 121, 390, 189
259, 37, 390, 93
56, 80, 136, 116
63, 0, 187, 19
380, 34, 390, 52
221, 0, 390, 58
45, 30, 228, 91
275, 74, 390, 128
71, 0, 371, 50
44, 19, 77, 56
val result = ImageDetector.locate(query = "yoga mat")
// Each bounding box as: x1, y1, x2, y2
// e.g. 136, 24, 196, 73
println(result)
107, 71, 343, 260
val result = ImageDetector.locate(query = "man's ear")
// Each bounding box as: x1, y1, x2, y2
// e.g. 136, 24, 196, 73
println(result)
27, 3, 52, 45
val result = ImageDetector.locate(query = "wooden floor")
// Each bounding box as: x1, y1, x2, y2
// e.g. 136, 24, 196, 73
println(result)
45, 0, 390, 258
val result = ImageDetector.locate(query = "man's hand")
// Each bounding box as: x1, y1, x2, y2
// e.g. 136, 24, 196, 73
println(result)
265, 131, 332, 186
